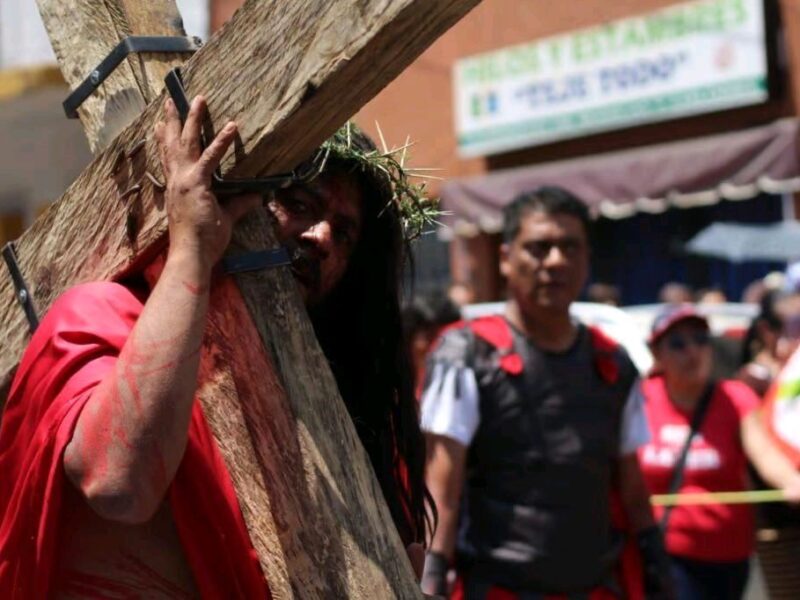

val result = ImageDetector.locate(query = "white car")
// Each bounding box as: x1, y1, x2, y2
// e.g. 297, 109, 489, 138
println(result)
462, 301, 654, 374
461, 301, 758, 377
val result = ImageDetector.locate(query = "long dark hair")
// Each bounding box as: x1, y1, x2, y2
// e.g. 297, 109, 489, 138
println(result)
741, 289, 783, 365
307, 132, 434, 546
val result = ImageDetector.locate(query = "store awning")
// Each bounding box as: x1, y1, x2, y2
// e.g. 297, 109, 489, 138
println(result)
439, 118, 800, 239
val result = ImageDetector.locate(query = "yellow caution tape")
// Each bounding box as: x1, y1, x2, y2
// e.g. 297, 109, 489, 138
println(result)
651, 489, 786, 506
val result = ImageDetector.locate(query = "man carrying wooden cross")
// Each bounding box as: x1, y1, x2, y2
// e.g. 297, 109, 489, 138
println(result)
0, 94, 434, 597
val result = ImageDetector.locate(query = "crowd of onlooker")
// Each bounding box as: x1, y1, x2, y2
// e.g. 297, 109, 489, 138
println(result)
406, 267, 800, 398
406, 262, 800, 599
586, 273, 796, 310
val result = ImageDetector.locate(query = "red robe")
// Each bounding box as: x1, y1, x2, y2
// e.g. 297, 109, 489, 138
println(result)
0, 282, 269, 598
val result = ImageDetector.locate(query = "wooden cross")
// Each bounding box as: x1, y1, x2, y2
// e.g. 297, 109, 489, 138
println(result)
0, 0, 480, 597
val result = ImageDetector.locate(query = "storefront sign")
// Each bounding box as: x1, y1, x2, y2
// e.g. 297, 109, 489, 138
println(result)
454, 0, 769, 157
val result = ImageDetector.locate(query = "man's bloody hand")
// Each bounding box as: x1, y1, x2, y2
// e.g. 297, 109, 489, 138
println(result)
154, 96, 259, 273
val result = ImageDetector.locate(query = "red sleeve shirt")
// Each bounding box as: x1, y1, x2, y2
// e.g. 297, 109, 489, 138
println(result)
637, 375, 759, 562
0, 282, 269, 598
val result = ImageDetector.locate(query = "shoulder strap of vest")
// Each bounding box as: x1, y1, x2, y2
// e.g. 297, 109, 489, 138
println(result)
466, 317, 628, 382
588, 324, 631, 386
588, 324, 620, 354
466, 315, 525, 374
469, 317, 620, 356
467, 315, 514, 352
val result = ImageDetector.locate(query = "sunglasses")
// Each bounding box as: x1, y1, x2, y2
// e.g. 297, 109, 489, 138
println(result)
664, 331, 711, 352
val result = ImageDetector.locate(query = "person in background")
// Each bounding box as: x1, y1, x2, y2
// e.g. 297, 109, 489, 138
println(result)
659, 282, 694, 305
765, 271, 788, 294
773, 293, 800, 367
447, 281, 475, 309
403, 291, 462, 396
783, 260, 800, 294
638, 304, 800, 600
740, 279, 767, 306
695, 288, 727, 305
745, 291, 800, 598
420, 187, 672, 599
587, 282, 622, 307
741, 271, 787, 306
738, 291, 800, 398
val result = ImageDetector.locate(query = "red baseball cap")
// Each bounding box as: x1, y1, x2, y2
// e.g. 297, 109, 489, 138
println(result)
648, 304, 709, 345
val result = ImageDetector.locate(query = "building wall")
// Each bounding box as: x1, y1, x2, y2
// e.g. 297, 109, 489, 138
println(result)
358, 1, 697, 185
355, 0, 798, 188
208, 1, 796, 185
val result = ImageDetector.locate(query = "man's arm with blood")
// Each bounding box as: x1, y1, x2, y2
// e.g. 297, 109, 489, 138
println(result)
62, 96, 259, 524
63, 254, 211, 523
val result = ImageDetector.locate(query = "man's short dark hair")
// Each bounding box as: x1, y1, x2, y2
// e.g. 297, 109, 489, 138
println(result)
502, 186, 591, 243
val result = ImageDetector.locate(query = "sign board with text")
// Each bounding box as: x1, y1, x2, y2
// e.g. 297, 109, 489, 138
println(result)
454, 0, 771, 157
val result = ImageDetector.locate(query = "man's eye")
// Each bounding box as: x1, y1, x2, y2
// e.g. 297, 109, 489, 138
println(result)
334, 228, 354, 247
529, 242, 550, 258
286, 197, 309, 214
562, 241, 579, 256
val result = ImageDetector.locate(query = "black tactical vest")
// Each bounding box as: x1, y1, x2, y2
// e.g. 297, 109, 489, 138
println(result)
454, 319, 638, 593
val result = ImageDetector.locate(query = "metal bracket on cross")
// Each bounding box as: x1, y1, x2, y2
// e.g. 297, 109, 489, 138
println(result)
222, 247, 292, 274
63, 36, 203, 119
164, 67, 304, 275
2, 242, 39, 332
163, 67, 319, 196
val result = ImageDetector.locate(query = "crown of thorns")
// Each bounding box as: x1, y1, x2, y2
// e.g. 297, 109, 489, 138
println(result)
309, 122, 440, 242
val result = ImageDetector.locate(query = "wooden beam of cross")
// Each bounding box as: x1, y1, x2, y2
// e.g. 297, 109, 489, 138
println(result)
36, 0, 190, 153
0, 0, 480, 597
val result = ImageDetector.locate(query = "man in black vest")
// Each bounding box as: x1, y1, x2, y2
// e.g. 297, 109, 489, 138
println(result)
420, 187, 672, 599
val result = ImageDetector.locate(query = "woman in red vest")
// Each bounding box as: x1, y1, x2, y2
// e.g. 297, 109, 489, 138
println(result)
638, 304, 800, 600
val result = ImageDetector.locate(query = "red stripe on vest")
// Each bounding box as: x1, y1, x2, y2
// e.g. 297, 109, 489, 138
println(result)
466, 315, 620, 383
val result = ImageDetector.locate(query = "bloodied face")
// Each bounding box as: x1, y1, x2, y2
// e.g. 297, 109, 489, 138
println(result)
500, 210, 589, 316
267, 172, 364, 306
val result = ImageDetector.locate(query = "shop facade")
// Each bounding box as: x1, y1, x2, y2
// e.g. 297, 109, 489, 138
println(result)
355, 0, 800, 303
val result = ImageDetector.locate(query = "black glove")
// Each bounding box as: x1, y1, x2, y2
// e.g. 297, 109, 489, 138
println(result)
420, 551, 449, 597
637, 526, 676, 600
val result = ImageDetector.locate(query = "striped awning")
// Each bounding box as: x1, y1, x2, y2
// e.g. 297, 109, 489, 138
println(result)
440, 118, 800, 239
